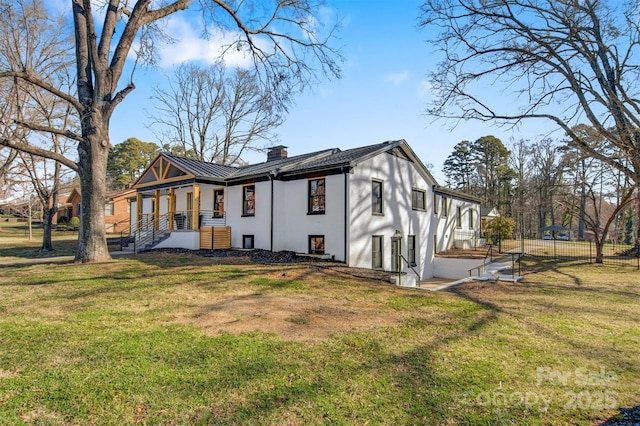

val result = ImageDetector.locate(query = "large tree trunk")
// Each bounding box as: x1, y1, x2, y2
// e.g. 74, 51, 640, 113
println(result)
75, 112, 111, 263
40, 207, 55, 252
594, 238, 604, 264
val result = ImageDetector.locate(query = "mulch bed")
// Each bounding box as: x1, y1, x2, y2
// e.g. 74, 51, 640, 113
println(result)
149, 248, 393, 282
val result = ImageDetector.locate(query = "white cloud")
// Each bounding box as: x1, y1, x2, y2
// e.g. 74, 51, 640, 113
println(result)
384, 71, 410, 86
154, 15, 256, 68
417, 80, 434, 98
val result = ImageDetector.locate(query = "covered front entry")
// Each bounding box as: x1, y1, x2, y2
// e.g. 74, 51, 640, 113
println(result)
130, 154, 232, 251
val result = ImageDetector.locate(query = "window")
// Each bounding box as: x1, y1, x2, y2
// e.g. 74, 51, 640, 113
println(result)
372, 235, 383, 269
412, 188, 426, 210
407, 235, 416, 266
243, 235, 254, 249
456, 206, 462, 228
308, 178, 326, 214
309, 235, 325, 254
243, 185, 255, 216
441, 197, 448, 216
214, 189, 224, 218
104, 202, 114, 216
372, 180, 383, 214
187, 192, 194, 226
433, 193, 437, 215
469, 209, 475, 229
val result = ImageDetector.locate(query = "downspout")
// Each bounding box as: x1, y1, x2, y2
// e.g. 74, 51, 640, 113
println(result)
270, 174, 274, 252
343, 166, 349, 265
269, 168, 279, 252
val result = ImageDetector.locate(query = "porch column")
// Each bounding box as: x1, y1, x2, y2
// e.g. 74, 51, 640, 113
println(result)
169, 187, 175, 231
193, 184, 200, 230
136, 193, 142, 228
154, 189, 160, 230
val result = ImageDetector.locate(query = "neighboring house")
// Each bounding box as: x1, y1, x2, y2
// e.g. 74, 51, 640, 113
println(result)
130, 140, 481, 280
57, 187, 81, 223
480, 207, 500, 234
58, 187, 134, 233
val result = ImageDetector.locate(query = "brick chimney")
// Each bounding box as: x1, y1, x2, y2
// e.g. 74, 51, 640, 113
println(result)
267, 145, 288, 162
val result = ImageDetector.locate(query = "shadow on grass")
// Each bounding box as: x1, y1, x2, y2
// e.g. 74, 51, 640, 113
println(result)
599, 405, 640, 425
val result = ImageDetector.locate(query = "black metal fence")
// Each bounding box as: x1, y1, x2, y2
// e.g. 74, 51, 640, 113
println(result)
496, 235, 640, 269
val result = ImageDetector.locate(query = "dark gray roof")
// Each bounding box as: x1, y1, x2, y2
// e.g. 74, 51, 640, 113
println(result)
158, 140, 432, 186
226, 149, 337, 180
480, 207, 500, 216
226, 140, 402, 181
434, 186, 482, 203
162, 153, 238, 179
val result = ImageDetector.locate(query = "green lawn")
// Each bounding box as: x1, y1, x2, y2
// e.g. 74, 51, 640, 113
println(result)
0, 246, 638, 424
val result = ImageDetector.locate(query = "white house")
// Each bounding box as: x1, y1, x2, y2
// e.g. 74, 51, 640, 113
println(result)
129, 140, 481, 281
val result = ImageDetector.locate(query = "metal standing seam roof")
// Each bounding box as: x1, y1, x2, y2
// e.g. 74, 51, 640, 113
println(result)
161, 153, 239, 179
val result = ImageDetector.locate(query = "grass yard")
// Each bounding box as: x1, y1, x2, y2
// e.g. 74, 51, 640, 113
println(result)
0, 242, 638, 424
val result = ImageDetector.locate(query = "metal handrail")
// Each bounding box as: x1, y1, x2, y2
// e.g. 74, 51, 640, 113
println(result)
468, 245, 494, 277
118, 210, 227, 251
399, 254, 421, 285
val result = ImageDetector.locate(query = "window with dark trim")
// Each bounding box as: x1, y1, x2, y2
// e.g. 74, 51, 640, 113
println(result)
243, 185, 255, 216
372, 235, 383, 269
441, 197, 448, 216
309, 235, 325, 254
412, 188, 426, 210
243, 235, 254, 249
104, 202, 114, 216
372, 179, 383, 215
433, 193, 437, 215
213, 189, 224, 218
456, 206, 462, 228
308, 178, 326, 214
469, 209, 475, 229
407, 235, 416, 266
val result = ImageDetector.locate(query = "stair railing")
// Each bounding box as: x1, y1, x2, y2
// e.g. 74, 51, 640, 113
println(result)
468, 245, 494, 277
399, 254, 421, 286
119, 212, 172, 252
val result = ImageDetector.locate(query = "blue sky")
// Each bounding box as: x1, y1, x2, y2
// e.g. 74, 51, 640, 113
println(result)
104, 0, 554, 182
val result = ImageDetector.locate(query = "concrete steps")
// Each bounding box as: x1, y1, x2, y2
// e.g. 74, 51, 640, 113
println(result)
474, 256, 523, 282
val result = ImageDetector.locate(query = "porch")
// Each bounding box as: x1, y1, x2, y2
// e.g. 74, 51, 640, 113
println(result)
125, 210, 231, 252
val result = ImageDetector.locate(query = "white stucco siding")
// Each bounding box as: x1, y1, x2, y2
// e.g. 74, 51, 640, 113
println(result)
198, 185, 216, 213
225, 181, 272, 249
154, 231, 199, 250
272, 174, 346, 260
348, 152, 437, 279
435, 195, 481, 251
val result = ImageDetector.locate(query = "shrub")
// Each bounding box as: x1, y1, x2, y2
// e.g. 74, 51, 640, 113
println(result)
69, 216, 80, 231
484, 216, 515, 244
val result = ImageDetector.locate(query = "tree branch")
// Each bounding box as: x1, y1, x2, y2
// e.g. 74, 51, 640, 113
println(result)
0, 137, 78, 171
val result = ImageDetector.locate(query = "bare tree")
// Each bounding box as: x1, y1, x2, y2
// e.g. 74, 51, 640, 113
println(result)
530, 139, 565, 230
0, 0, 341, 262
509, 138, 534, 236
149, 63, 281, 164
562, 155, 635, 263
420, 0, 640, 186
0, 1, 76, 252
